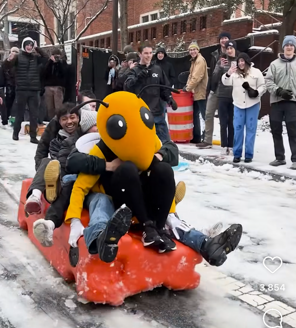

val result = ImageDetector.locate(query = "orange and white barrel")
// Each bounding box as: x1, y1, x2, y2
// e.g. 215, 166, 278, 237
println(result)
167, 91, 194, 143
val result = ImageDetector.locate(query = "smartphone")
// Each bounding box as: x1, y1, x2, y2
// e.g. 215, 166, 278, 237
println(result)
231, 61, 237, 68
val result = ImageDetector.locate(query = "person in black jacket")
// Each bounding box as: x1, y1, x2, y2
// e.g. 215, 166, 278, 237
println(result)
154, 47, 175, 87
0, 64, 6, 126
6, 37, 48, 143
124, 44, 177, 143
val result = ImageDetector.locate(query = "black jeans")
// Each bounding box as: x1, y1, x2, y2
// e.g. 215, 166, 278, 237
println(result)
0, 88, 7, 125
193, 99, 206, 142
218, 97, 234, 148
270, 101, 296, 162
14, 90, 39, 138
109, 161, 175, 229
5, 86, 16, 120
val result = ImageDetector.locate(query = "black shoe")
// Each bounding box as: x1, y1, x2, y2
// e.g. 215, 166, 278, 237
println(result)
244, 158, 252, 163
158, 228, 177, 253
190, 138, 201, 144
233, 157, 241, 163
269, 159, 286, 167
96, 205, 132, 263
142, 220, 163, 247
30, 137, 39, 144
12, 133, 19, 141
200, 224, 243, 267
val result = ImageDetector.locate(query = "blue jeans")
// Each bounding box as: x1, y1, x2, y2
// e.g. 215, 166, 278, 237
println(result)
233, 103, 260, 159
62, 174, 77, 184
193, 100, 206, 141
154, 113, 171, 143
83, 193, 115, 254
176, 228, 207, 253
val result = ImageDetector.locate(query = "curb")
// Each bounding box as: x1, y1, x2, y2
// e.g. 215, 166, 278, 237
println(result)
179, 151, 296, 183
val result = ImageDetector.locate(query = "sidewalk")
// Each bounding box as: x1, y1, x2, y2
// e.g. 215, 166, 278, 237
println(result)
177, 117, 296, 181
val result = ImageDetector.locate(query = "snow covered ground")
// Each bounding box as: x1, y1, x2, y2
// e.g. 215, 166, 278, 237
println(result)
1, 125, 296, 328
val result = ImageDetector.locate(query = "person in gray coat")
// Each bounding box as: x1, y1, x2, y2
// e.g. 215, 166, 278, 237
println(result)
265, 35, 296, 169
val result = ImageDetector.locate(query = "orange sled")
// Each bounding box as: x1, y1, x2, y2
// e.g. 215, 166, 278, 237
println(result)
18, 179, 203, 306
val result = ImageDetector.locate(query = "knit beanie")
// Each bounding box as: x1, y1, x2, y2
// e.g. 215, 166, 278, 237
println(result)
188, 40, 200, 50
10, 47, 19, 54
126, 52, 138, 61
237, 52, 252, 66
80, 110, 97, 133
218, 32, 231, 41
282, 35, 296, 49
225, 40, 237, 50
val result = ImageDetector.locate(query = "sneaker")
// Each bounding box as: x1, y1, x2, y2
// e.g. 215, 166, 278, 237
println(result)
175, 181, 186, 205
96, 205, 132, 263
233, 157, 241, 163
25, 194, 42, 215
196, 142, 212, 149
44, 160, 61, 203
33, 219, 55, 247
202, 222, 223, 238
291, 163, 296, 170
220, 147, 228, 156
269, 159, 286, 167
200, 224, 243, 267
244, 158, 252, 163
228, 148, 233, 156
190, 138, 201, 144
142, 220, 163, 247
158, 228, 177, 253
30, 137, 39, 144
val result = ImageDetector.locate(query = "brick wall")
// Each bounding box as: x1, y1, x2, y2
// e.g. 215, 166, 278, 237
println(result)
253, 12, 283, 28
222, 17, 253, 40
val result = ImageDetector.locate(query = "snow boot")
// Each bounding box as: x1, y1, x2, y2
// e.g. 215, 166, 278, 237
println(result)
96, 205, 132, 263
44, 160, 61, 203
200, 224, 242, 267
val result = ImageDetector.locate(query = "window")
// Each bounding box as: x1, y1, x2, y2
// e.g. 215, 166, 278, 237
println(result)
200, 16, 207, 30
143, 29, 149, 40
136, 30, 141, 41
150, 13, 158, 21
69, 12, 76, 39
89, 41, 93, 46
95, 39, 99, 47
190, 18, 196, 32
172, 22, 178, 35
159, 11, 165, 18
163, 24, 169, 37
100, 38, 105, 48
181, 20, 186, 33
151, 27, 157, 39
106, 37, 111, 48
129, 32, 134, 43
142, 15, 149, 23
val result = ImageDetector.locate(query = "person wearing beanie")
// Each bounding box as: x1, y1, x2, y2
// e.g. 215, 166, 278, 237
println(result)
154, 47, 175, 87
265, 35, 296, 169
197, 32, 231, 149
114, 52, 139, 91
6, 37, 48, 143
211, 39, 239, 155
221, 52, 266, 163
183, 40, 208, 143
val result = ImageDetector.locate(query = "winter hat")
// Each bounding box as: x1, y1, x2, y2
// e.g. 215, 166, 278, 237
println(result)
123, 45, 134, 54
10, 47, 19, 54
155, 47, 167, 56
80, 110, 97, 133
188, 41, 200, 50
126, 52, 138, 61
282, 35, 296, 49
52, 48, 62, 56
21, 37, 34, 51
237, 52, 252, 66
218, 32, 231, 41
225, 40, 237, 50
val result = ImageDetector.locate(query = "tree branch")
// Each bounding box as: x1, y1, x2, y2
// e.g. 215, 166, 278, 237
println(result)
0, 0, 27, 21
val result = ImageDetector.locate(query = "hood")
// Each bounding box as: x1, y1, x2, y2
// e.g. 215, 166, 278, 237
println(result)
278, 53, 296, 62
108, 54, 120, 66
155, 47, 167, 57
21, 37, 34, 51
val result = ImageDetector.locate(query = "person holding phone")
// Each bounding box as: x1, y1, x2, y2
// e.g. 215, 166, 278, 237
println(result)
212, 40, 238, 155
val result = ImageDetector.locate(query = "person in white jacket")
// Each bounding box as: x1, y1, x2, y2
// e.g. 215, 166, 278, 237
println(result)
222, 53, 266, 163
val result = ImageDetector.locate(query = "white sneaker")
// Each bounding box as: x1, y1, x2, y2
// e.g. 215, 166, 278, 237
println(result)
25, 194, 42, 215
291, 163, 296, 170
228, 148, 233, 156
33, 219, 55, 247
201, 222, 223, 238
220, 148, 228, 156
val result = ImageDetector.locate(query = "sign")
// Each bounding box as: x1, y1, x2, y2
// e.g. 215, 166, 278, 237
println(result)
64, 44, 72, 64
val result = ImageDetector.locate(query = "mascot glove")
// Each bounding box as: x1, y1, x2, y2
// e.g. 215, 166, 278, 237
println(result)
68, 218, 85, 247
165, 213, 192, 240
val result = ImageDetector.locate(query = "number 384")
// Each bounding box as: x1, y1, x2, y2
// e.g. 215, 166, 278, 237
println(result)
259, 284, 285, 292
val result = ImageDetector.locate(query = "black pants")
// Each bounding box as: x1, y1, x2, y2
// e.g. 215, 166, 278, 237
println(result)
109, 161, 175, 229
14, 90, 39, 138
0, 88, 7, 125
5, 86, 16, 120
218, 98, 234, 148
27, 158, 51, 198
270, 101, 296, 162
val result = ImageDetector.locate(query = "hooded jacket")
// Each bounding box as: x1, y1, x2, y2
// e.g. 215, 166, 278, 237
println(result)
154, 48, 175, 86
265, 54, 296, 104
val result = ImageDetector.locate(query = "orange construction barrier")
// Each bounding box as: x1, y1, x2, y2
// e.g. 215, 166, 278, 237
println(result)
18, 179, 203, 306
167, 91, 194, 143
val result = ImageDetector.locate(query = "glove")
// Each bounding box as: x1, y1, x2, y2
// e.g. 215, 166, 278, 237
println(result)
138, 69, 149, 81
165, 213, 192, 240
242, 82, 250, 90
68, 218, 85, 247
247, 88, 259, 98
182, 86, 187, 92
276, 87, 293, 100
167, 96, 178, 111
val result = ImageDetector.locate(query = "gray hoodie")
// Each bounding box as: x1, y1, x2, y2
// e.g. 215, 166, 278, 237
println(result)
265, 54, 296, 104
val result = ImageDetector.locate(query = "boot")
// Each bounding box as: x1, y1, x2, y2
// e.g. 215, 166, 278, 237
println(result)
175, 181, 186, 205
44, 160, 61, 203
30, 137, 39, 144
96, 205, 132, 263
12, 132, 19, 140
200, 224, 242, 267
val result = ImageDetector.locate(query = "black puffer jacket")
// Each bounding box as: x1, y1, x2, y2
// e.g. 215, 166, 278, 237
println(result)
124, 62, 172, 116
154, 48, 176, 86
2, 59, 15, 87
43, 59, 68, 88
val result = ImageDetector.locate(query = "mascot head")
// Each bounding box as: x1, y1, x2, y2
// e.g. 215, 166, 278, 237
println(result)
71, 85, 179, 171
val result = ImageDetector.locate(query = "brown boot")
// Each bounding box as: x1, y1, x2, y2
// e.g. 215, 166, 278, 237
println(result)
175, 181, 186, 205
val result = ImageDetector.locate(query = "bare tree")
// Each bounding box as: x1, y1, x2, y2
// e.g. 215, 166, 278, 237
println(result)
119, 0, 128, 50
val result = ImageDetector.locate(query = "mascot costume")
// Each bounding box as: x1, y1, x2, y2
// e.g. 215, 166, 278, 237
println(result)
66, 85, 180, 259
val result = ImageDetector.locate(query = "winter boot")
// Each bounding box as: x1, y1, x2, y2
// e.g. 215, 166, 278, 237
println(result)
12, 132, 19, 141
158, 228, 177, 253
200, 224, 242, 267
33, 219, 55, 247
96, 205, 132, 263
44, 160, 61, 203
30, 137, 39, 144
233, 157, 241, 163
175, 181, 186, 205
142, 220, 163, 247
